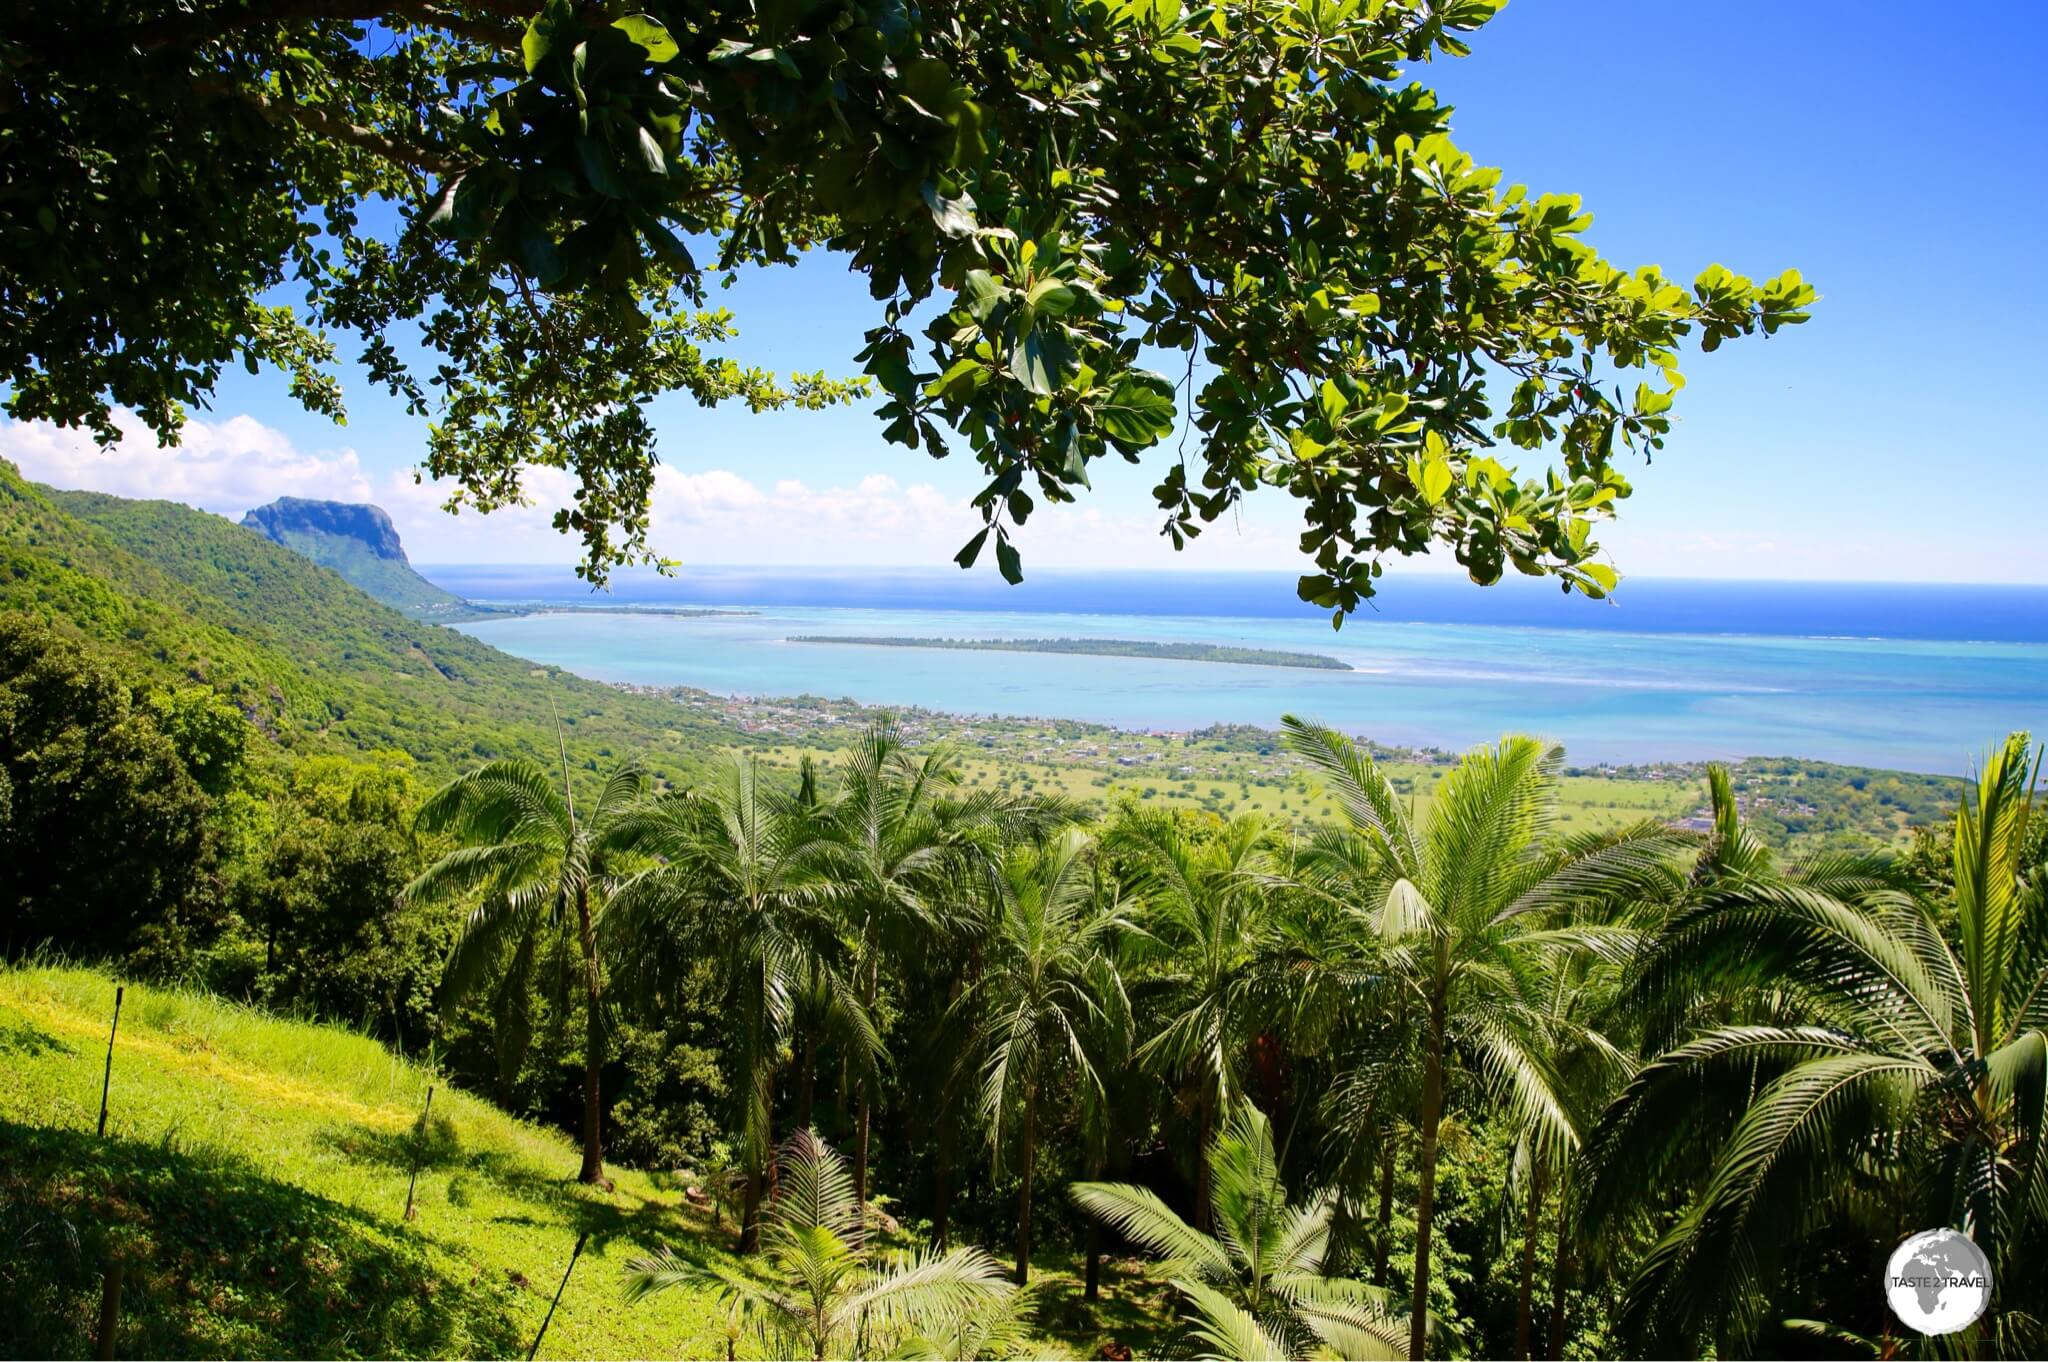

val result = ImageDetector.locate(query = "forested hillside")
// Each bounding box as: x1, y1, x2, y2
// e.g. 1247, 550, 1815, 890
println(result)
1, 462, 727, 786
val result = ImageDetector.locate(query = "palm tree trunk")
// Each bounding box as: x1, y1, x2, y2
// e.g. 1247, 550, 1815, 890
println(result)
740, 1162, 763, 1253
1515, 1160, 1546, 1359
574, 883, 606, 1185
1372, 1137, 1396, 1287
934, 1116, 954, 1251
1193, 1088, 1214, 1233
854, 1094, 872, 1212
1546, 1186, 1571, 1361
854, 957, 876, 1211
1409, 1016, 1446, 1362
1015, 1086, 1037, 1285
796, 1027, 817, 1131
1084, 1148, 1106, 1302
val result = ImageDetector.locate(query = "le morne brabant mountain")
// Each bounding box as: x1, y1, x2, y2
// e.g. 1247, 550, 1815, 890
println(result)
0, 459, 729, 788
242, 496, 480, 623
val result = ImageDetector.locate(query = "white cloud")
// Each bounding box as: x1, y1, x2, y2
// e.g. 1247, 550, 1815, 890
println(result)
0, 408, 1302, 572
0, 410, 373, 512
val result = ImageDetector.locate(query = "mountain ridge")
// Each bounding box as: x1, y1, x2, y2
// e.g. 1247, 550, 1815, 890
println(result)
240, 495, 479, 621
0, 459, 727, 788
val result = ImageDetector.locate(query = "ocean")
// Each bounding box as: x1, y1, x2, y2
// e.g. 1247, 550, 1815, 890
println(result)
424, 566, 2048, 775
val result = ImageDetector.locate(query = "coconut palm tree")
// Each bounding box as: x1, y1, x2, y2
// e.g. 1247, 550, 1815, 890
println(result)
1072, 1098, 1408, 1360
1581, 732, 2048, 1353
1111, 808, 1280, 1232
1281, 716, 1694, 1360
407, 753, 649, 1184
1500, 947, 1635, 1361
606, 753, 874, 1248
815, 723, 978, 1212
960, 826, 1128, 1284
626, 1128, 1020, 1361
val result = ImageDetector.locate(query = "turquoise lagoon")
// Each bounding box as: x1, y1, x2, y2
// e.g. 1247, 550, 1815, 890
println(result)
447, 590, 2048, 774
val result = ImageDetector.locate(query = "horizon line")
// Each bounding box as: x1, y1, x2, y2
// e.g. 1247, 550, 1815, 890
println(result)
409, 561, 2048, 591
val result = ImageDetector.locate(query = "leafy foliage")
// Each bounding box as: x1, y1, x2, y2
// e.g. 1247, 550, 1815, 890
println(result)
0, 614, 221, 961
1074, 1099, 1406, 1360
1583, 733, 2048, 1355
4, 0, 1810, 611
625, 1127, 1022, 1360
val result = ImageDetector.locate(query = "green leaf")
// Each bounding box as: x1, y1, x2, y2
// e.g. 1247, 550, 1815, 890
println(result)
1418, 456, 1453, 507
522, 0, 574, 74
1009, 332, 1054, 395
995, 536, 1023, 584
925, 357, 984, 401
636, 216, 695, 271
921, 182, 978, 237
954, 528, 990, 569
635, 126, 667, 175
1099, 371, 1177, 449
1027, 280, 1078, 315
1317, 379, 1349, 424
961, 270, 1004, 322
611, 14, 679, 63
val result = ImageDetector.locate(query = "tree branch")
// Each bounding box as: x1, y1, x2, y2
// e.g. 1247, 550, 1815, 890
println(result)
191, 77, 460, 175
15, 1, 536, 56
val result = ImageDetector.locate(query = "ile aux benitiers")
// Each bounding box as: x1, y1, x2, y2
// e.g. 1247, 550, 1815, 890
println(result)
1, 1, 2044, 1360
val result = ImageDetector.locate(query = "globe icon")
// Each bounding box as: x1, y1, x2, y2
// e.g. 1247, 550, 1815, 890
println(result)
1885, 1229, 1992, 1335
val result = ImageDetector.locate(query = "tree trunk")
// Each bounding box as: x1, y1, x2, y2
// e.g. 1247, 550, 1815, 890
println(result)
934, 1116, 954, 1251
575, 883, 606, 1185
854, 1093, 872, 1213
1193, 1088, 1214, 1233
740, 1164, 763, 1253
1015, 1086, 1037, 1285
1372, 1137, 1396, 1287
1547, 1185, 1571, 1360
1084, 1148, 1107, 1301
1515, 1160, 1547, 1359
853, 958, 876, 1211
1408, 1016, 1446, 1362
796, 1028, 817, 1131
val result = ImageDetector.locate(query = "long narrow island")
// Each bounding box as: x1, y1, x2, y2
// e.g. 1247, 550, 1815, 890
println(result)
787, 635, 1353, 671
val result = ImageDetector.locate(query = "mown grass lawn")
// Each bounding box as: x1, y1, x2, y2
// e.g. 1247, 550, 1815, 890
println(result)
0, 965, 1172, 1360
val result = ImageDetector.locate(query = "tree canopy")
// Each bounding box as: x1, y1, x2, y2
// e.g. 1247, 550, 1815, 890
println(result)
3, 0, 1813, 616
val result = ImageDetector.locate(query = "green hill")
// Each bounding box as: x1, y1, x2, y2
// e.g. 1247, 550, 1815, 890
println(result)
0, 461, 730, 787
241, 497, 482, 623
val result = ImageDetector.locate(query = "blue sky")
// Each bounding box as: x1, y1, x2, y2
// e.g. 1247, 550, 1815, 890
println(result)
6, 0, 2043, 581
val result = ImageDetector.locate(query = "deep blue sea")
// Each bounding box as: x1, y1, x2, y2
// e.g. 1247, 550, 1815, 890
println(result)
423, 566, 2048, 775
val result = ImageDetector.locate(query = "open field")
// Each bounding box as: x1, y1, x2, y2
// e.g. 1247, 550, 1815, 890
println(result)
751, 734, 1703, 838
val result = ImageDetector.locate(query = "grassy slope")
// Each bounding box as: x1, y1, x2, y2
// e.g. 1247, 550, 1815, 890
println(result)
0, 966, 1174, 1361
0, 463, 733, 788
0, 964, 726, 1359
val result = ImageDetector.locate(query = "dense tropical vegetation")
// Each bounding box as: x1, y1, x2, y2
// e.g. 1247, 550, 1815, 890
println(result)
2, 468, 2043, 1357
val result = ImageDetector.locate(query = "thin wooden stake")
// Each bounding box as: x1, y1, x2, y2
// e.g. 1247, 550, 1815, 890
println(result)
95, 1257, 124, 1360
404, 1086, 434, 1221
97, 986, 123, 1138
527, 1231, 588, 1361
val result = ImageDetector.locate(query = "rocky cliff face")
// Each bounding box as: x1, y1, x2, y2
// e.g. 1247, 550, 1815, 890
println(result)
239, 497, 478, 619
242, 498, 410, 563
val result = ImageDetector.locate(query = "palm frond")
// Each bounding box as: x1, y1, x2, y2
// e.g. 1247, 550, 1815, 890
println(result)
1172, 1276, 1299, 1362
1070, 1181, 1234, 1281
